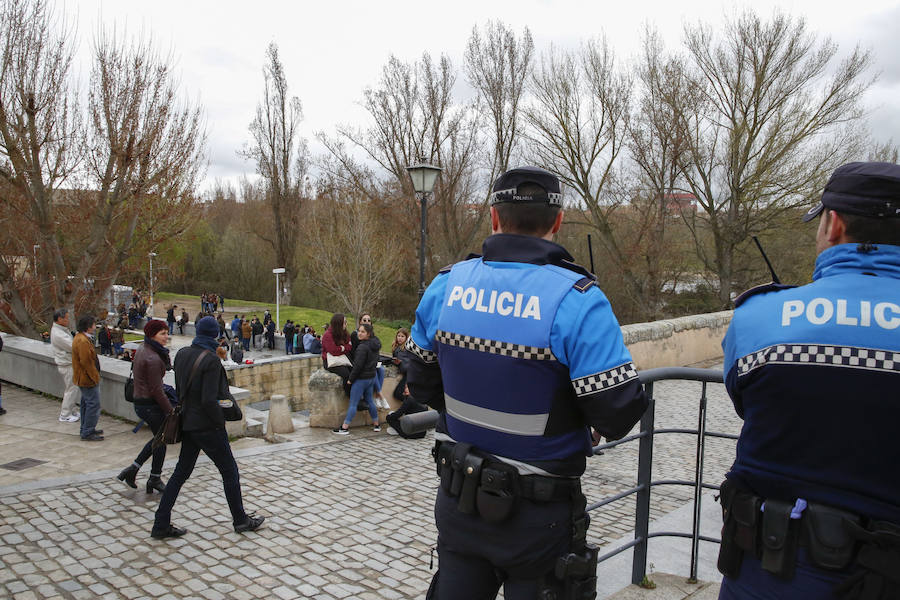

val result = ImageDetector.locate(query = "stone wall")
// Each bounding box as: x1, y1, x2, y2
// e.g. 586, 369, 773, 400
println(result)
622, 311, 733, 370
0, 333, 250, 425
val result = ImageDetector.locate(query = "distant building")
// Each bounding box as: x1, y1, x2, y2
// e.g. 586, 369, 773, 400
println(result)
664, 193, 698, 216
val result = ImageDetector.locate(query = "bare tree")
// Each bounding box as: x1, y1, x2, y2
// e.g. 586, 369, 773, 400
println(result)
525, 39, 653, 315
324, 52, 482, 272
0, 1, 206, 337
465, 21, 533, 179
243, 42, 308, 305
304, 180, 405, 320
671, 11, 874, 306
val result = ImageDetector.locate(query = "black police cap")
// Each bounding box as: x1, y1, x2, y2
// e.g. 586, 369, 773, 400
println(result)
490, 166, 562, 206
803, 161, 900, 222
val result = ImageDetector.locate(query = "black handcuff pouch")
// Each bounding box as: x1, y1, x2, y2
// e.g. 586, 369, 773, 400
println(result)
803, 502, 860, 570
477, 463, 519, 523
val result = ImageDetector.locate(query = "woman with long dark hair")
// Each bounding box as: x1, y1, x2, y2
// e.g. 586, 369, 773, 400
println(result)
117, 320, 174, 493
321, 313, 353, 395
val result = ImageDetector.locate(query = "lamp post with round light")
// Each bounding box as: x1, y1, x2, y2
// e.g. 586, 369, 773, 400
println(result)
405, 160, 442, 298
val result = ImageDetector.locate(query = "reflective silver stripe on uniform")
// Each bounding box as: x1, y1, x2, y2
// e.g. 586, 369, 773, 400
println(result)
406, 337, 438, 364
436, 329, 556, 361
445, 393, 549, 436
737, 344, 900, 377
571, 362, 638, 396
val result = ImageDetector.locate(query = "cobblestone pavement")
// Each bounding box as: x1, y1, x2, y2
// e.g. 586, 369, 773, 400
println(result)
0, 365, 740, 599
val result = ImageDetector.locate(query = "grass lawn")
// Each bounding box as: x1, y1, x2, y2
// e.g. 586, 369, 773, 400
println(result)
154, 291, 401, 346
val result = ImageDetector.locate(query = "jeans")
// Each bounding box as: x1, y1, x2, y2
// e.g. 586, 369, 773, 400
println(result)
78, 385, 101, 438
374, 365, 385, 393
133, 404, 167, 476
344, 377, 377, 426
167, 321, 175, 334
242, 337, 250, 351
285, 340, 293, 355
153, 428, 247, 530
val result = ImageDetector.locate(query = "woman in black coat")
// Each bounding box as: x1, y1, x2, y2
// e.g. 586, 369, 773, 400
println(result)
151, 316, 265, 539
332, 323, 380, 435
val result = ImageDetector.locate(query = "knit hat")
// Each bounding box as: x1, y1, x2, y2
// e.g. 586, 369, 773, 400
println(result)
195, 315, 219, 338
144, 319, 168, 338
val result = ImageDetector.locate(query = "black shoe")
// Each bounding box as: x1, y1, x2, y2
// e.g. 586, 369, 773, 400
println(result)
234, 514, 265, 533
117, 465, 139, 489
150, 524, 187, 539
94, 429, 103, 435
81, 433, 104, 441
0, 407, 6, 415
146, 477, 166, 494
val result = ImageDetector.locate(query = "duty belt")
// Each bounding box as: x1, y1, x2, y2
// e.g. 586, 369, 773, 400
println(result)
433, 441, 581, 523
717, 478, 900, 599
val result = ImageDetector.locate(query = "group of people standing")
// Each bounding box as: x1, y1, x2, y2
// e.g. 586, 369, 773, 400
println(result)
199, 292, 225, 314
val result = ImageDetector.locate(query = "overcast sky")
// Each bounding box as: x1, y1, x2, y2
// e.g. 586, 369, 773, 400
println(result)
71, 0, 900, 192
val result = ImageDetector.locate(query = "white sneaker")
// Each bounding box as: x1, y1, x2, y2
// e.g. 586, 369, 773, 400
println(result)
59, 415, 79, 423
386, 426, 399, 436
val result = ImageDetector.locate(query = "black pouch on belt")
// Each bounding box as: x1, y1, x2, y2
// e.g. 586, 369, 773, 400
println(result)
761, 500, 801, 580
449, 443, 472, 497
436, 443, 454, 494
456, 453, 484, 514
803, 503, 859, 570
477, 464, 518, 523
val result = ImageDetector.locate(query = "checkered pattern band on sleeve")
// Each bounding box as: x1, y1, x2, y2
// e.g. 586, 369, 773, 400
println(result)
737, 344, 900, 377
406, 337, 438, 364
572, 363, 639, 396
435, 330, 556, 361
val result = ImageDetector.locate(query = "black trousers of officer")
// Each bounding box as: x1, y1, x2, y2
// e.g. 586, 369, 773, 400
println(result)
428, 487, 573, 599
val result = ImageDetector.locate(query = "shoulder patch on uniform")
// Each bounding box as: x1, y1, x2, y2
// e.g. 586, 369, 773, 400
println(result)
573, 277, 595, 293
438, 253, 483, 274
734, 282, 797, 308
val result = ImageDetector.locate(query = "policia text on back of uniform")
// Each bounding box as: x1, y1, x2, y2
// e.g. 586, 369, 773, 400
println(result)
717, 161, 900, 600
405, 166, 648, 600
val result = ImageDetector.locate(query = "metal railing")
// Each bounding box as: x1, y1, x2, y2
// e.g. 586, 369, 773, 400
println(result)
590, 367, 736, 585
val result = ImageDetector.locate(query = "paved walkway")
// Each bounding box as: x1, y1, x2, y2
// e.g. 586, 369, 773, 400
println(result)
0, 364, 739, 599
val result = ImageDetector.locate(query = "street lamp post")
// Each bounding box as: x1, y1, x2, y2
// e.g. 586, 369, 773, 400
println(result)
405, 160, 442, 298
273, 268, 285, 330
148, 252, 157, 317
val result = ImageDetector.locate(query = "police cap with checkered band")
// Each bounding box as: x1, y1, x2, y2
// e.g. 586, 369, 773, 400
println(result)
803, 161, 900, 222
490, 166, 563, 207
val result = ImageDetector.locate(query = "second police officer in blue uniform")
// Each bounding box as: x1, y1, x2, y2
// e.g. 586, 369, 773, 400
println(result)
717, 162, 900, 599
406, 166, 648, 599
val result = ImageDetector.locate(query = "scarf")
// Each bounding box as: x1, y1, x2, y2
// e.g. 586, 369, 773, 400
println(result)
191, 335, 220, 353
143, 336, 172, 370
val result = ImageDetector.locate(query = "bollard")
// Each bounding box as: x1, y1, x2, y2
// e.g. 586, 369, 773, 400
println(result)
266, 393, 294, 436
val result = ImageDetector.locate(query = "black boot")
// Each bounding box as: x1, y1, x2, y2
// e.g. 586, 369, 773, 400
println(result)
117, 464, 139, 489
146, 476, 166, 494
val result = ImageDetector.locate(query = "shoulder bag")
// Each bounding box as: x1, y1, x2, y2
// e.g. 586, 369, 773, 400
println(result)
326, 352, 352, 369
124, 363, 135, 403
153, 350, 211, 448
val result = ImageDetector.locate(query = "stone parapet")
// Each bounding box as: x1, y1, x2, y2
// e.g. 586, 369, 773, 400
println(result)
0, 333, 250, 425
622, 311, 733, 370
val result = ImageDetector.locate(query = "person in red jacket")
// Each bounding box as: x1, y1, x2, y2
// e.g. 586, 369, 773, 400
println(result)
321, 313, 353, 395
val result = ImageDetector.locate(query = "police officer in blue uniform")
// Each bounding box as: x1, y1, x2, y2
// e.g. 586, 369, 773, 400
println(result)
717, 161, 900, 599
405, 166, 648, 599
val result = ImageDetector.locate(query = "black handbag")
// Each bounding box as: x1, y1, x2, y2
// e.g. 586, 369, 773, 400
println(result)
124, 364, 135, 403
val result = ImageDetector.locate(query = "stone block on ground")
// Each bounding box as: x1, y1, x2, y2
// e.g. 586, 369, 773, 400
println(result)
266, 394, 294, 436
